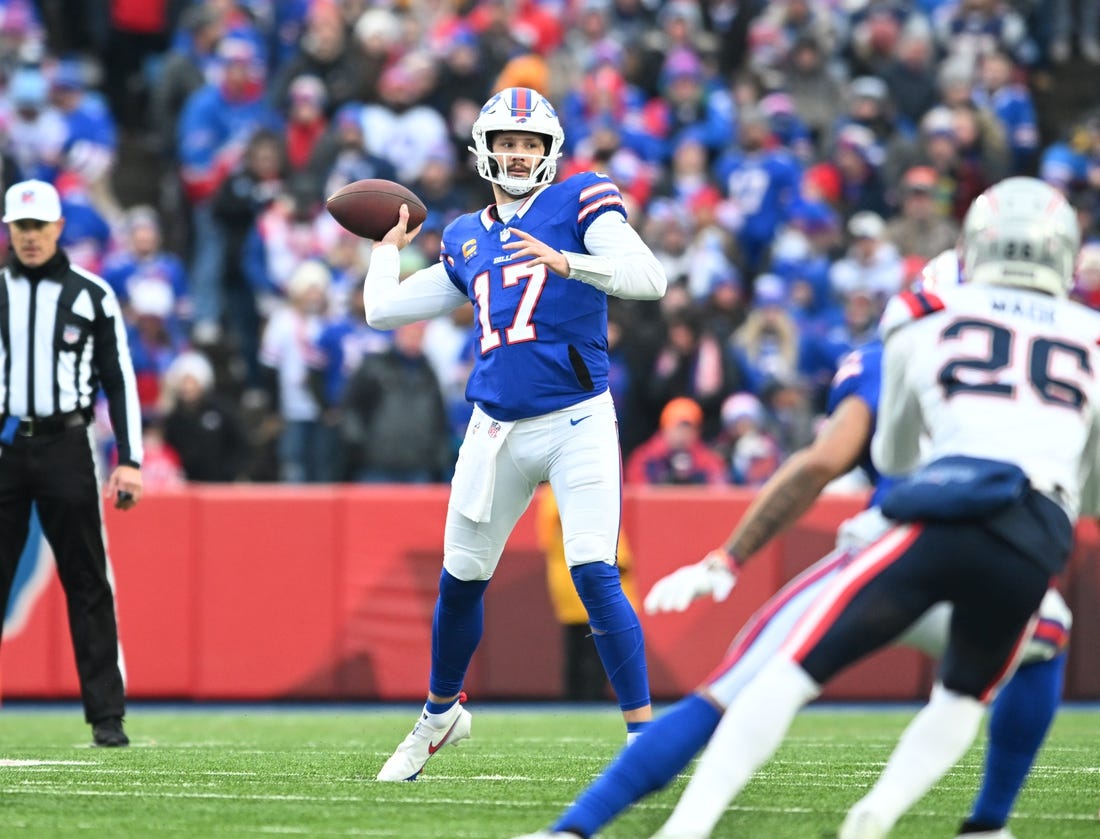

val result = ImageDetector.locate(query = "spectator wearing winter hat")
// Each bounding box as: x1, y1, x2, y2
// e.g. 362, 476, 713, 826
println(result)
950, 100, 1011, 191
642, 47, 735, 162
646, 305, 745, 440
847, 2, 912, 78
696, 259, 747, 346
162, 351, 251, 482
126, 280, 186, 416
769, 226, 835, 329
271, 0, 372, 114
715, 392, 783, 487
259, 259, 330, 483
829, 211, 904, 300
150, 4, 225, 166
177, 34, 283, 341
632, 0, 716, 97
878, 25, 940, 129
282, 75, 329, 176
2, 66, 68, 183
0, 0, 42, 80
308, 103, 398, 201
829, 123, 891, 220
973, 48, 1039, 174
884, 166, 960, 260
650, 136, 722, 216
731, 273, 804, 399
915, 105, 993, 221
48, 59, 120, 220
360, 52, 450, 184
747, 0, 844, 84
560, 62, 658, 163
429, 24, 495, 163
829, 74, 917, 190
779, 36, 847, 155
799, 281, 881, 415
55, 171, 113, 276
103, 205, 192, 337
934, 0, 1036, 76
625, 397, 729, 486
759, 91, 815, 163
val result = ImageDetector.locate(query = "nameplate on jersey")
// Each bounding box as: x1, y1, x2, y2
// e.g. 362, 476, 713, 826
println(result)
880, 455, 1029, 522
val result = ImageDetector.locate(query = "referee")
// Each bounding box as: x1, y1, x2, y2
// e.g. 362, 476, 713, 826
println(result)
0, 179, 143, 746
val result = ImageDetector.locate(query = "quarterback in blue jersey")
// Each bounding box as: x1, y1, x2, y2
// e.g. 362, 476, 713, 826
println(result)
514, 327, 1071, 838
366, 87, 667, 782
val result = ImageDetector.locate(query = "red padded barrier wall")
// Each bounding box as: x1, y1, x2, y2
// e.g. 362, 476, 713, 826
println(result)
1, 486, 1094, 701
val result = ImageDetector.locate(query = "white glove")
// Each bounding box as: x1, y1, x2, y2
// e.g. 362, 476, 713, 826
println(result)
644, 550, 738, 614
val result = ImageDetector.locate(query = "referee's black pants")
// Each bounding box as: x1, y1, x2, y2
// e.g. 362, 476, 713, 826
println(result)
0, 424, 125, 723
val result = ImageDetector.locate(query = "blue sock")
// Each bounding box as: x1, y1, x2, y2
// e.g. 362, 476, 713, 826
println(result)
570, 562, 650, 712
553, 694, 721, 838
967, 653, 1066, 828
429, 569, 490, 699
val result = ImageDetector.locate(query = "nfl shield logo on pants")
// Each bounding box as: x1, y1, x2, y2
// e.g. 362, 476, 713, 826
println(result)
62, 324, 81, 345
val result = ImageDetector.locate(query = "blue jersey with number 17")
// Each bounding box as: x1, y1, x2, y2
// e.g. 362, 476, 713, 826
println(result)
440, 171, 626, 421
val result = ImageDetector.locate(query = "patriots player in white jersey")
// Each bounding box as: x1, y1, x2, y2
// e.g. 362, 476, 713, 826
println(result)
636, 178, 1100, 839
512, 245, 1071, 839
367, 88, 666, 782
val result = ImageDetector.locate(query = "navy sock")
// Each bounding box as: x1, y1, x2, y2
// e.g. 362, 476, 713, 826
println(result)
968, 653, 1066, 828
553, 694, 721, 838
571, 562, 650, 711
429, 569, 490, 699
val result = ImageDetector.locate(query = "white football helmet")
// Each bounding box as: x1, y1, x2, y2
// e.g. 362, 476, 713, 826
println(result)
961, 176, 1079, 297
915, 247, 963, 292
469, 87, 564, 196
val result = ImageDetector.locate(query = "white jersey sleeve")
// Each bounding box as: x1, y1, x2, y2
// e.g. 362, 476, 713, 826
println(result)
874, 284, 1100, 521
564, 212, 668, 300
362, 244, 468, 330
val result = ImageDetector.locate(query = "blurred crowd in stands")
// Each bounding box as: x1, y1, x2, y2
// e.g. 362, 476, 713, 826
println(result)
3, 0, 1100, 488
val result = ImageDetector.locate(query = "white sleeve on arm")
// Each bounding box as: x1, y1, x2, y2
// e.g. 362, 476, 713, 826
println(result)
362, 244, 468, 330
871, 328, 924, 476
564, 212, 667, 300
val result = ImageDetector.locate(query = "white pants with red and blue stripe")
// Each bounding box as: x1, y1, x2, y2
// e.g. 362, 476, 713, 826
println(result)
701, 517, 1070, 707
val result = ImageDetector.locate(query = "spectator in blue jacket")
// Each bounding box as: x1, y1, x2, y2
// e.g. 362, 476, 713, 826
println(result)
177, 34, 282, 343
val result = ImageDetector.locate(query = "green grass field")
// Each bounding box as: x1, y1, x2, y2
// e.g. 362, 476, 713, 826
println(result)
0, 703, 1095, 838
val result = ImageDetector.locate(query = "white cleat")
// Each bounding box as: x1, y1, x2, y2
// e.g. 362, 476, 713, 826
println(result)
376, 699, 472, 781
953, 831, 1015, 839
509, 833, 579, 838
838, 808, 889, 839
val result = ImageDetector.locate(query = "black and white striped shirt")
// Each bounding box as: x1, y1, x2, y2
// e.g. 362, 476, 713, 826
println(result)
0, 249, 143, 467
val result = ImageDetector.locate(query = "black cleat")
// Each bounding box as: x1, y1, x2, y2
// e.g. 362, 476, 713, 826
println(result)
92, 717, 130, 747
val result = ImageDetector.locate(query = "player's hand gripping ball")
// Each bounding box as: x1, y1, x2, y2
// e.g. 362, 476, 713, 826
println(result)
325, 178, 428, 241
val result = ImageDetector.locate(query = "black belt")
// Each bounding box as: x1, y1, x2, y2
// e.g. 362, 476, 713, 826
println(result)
11, 411, 89, 437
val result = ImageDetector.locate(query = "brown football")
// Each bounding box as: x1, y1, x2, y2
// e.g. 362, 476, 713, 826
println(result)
325, 178, 428, 240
